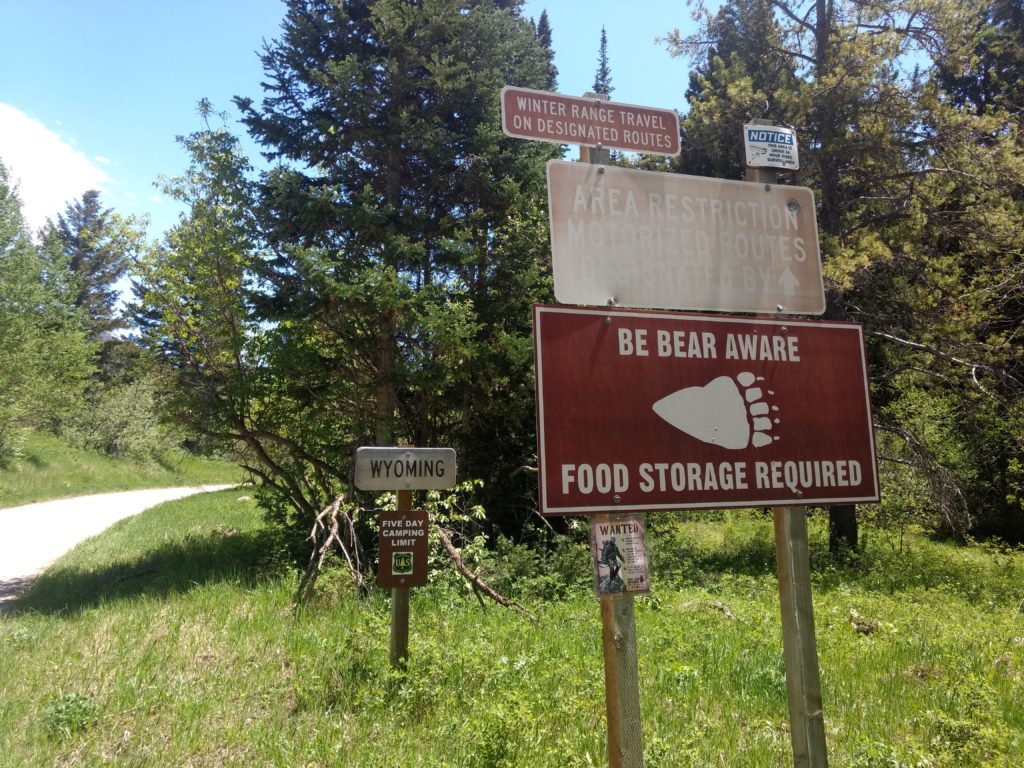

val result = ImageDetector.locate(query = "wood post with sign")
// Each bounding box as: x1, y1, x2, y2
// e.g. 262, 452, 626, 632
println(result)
578, 98, 645, 768
354, 446, 456, 671
746, 128, 829, 768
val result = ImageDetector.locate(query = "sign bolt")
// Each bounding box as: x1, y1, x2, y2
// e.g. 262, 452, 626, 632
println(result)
613, 495, 622, 504
788, 198, 801, 213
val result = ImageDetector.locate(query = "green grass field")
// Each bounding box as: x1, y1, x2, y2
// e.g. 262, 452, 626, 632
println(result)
1, 493, 1021, 767
0, 432, 245, 508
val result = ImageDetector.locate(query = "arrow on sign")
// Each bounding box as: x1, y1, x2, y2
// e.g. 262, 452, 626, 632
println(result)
779, 267, 800, 299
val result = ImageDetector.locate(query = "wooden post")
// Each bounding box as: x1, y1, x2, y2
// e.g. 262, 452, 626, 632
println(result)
773, 507, 829, 768
744, 119, 829, 767
594, 511, 644, 768
580, 95, 644, 766
390, 489, 413, 670
600, 589, 644, 768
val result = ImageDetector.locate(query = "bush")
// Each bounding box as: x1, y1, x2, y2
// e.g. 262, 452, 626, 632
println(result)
69, 375, 174, 462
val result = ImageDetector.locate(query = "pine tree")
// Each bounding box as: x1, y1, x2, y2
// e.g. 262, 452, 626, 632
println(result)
44, 190, 137, 336
179, 0, 560, 539
535, 9, 558, 90
668, 0, 1024, 544
592, 25, 613, 96
0, 161, 94, 463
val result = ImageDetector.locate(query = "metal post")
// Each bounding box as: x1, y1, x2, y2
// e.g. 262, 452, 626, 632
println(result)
390, 489, 413, 670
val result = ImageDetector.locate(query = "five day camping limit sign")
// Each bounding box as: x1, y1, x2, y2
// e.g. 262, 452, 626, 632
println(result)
533, 304, 879, 515
354, 447, 456, 590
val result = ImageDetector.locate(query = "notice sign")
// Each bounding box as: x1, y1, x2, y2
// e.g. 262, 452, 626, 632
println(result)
501, 86, 680, 156
533, 304, 879, 515
591, 516, 650, 597
546, 160, 824, 314
354, 447, 456, 491
744, 123, 799, 171
378, 509, 429, 588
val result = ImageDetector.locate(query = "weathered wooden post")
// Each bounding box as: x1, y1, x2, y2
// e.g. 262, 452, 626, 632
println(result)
390, 489, 413, 670
745, 118, 829, 767
593, 512, 650, 768
580, 96, 645, 766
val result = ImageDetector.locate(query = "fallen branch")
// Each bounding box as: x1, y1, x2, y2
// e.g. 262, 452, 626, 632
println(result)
709, 600, 739, 621
436, 526, 537, 623
294, 494, 368, 606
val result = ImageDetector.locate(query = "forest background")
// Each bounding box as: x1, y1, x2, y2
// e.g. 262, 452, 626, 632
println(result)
2, 0, 1023, 568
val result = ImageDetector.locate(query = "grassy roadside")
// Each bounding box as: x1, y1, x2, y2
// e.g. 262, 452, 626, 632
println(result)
1, 495, 1021, 766
0, 431, 245, 508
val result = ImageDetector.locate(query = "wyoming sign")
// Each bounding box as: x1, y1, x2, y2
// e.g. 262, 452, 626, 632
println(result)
533, 304, 879, 515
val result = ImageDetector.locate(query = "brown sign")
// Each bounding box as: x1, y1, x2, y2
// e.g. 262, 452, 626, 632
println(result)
377, 509, 429, 587
534, 304, 879, 515
546, 160, 825, 315
501, 86, 680, 156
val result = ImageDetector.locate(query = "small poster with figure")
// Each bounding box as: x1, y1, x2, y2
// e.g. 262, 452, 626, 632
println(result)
591, 516, 650, 597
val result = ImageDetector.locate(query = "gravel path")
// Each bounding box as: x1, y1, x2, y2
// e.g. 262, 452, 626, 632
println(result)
0, 485, 233, 610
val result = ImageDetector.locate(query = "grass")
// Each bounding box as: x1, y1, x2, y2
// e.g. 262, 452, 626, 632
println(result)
0, 431, 245, 508
1, 497, 1022, 767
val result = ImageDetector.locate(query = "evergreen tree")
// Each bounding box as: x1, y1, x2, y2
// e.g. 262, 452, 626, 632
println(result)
669, 0, 1024, 543
141, 0, 561, 542
0, 161, 94, 464
672, 0, 798, 179
43, 190, 138, 336
535, 9, 558, 90
937, 0, 1024, 120
592, 25, 613, 96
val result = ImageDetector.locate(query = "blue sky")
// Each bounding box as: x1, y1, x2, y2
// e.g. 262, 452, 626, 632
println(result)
0, 0, 703, 238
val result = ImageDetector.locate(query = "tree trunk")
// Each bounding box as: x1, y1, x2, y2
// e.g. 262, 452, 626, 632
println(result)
828, 504, 858, 555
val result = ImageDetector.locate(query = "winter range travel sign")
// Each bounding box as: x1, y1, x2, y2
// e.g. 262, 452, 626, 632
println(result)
533, 304, 879, 515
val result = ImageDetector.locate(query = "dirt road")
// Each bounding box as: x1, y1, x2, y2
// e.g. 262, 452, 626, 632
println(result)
0, 486, 233, 609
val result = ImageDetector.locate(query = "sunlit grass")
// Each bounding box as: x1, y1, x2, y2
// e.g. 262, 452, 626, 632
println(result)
1, 499, 1021, 766
0, 431, 244, 508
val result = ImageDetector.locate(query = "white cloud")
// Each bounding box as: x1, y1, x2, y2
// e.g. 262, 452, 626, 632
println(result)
0, 103, 112, 234
94, 155, 112, 165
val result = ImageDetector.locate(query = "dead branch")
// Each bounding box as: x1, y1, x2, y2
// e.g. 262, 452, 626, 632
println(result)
436, 526, 537, 623
709, 600, 739, 621
294, 494, 368, 606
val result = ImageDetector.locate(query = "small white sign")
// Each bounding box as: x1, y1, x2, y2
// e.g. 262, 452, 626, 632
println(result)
354, 447, 457, 491
743, 123, 799, 170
